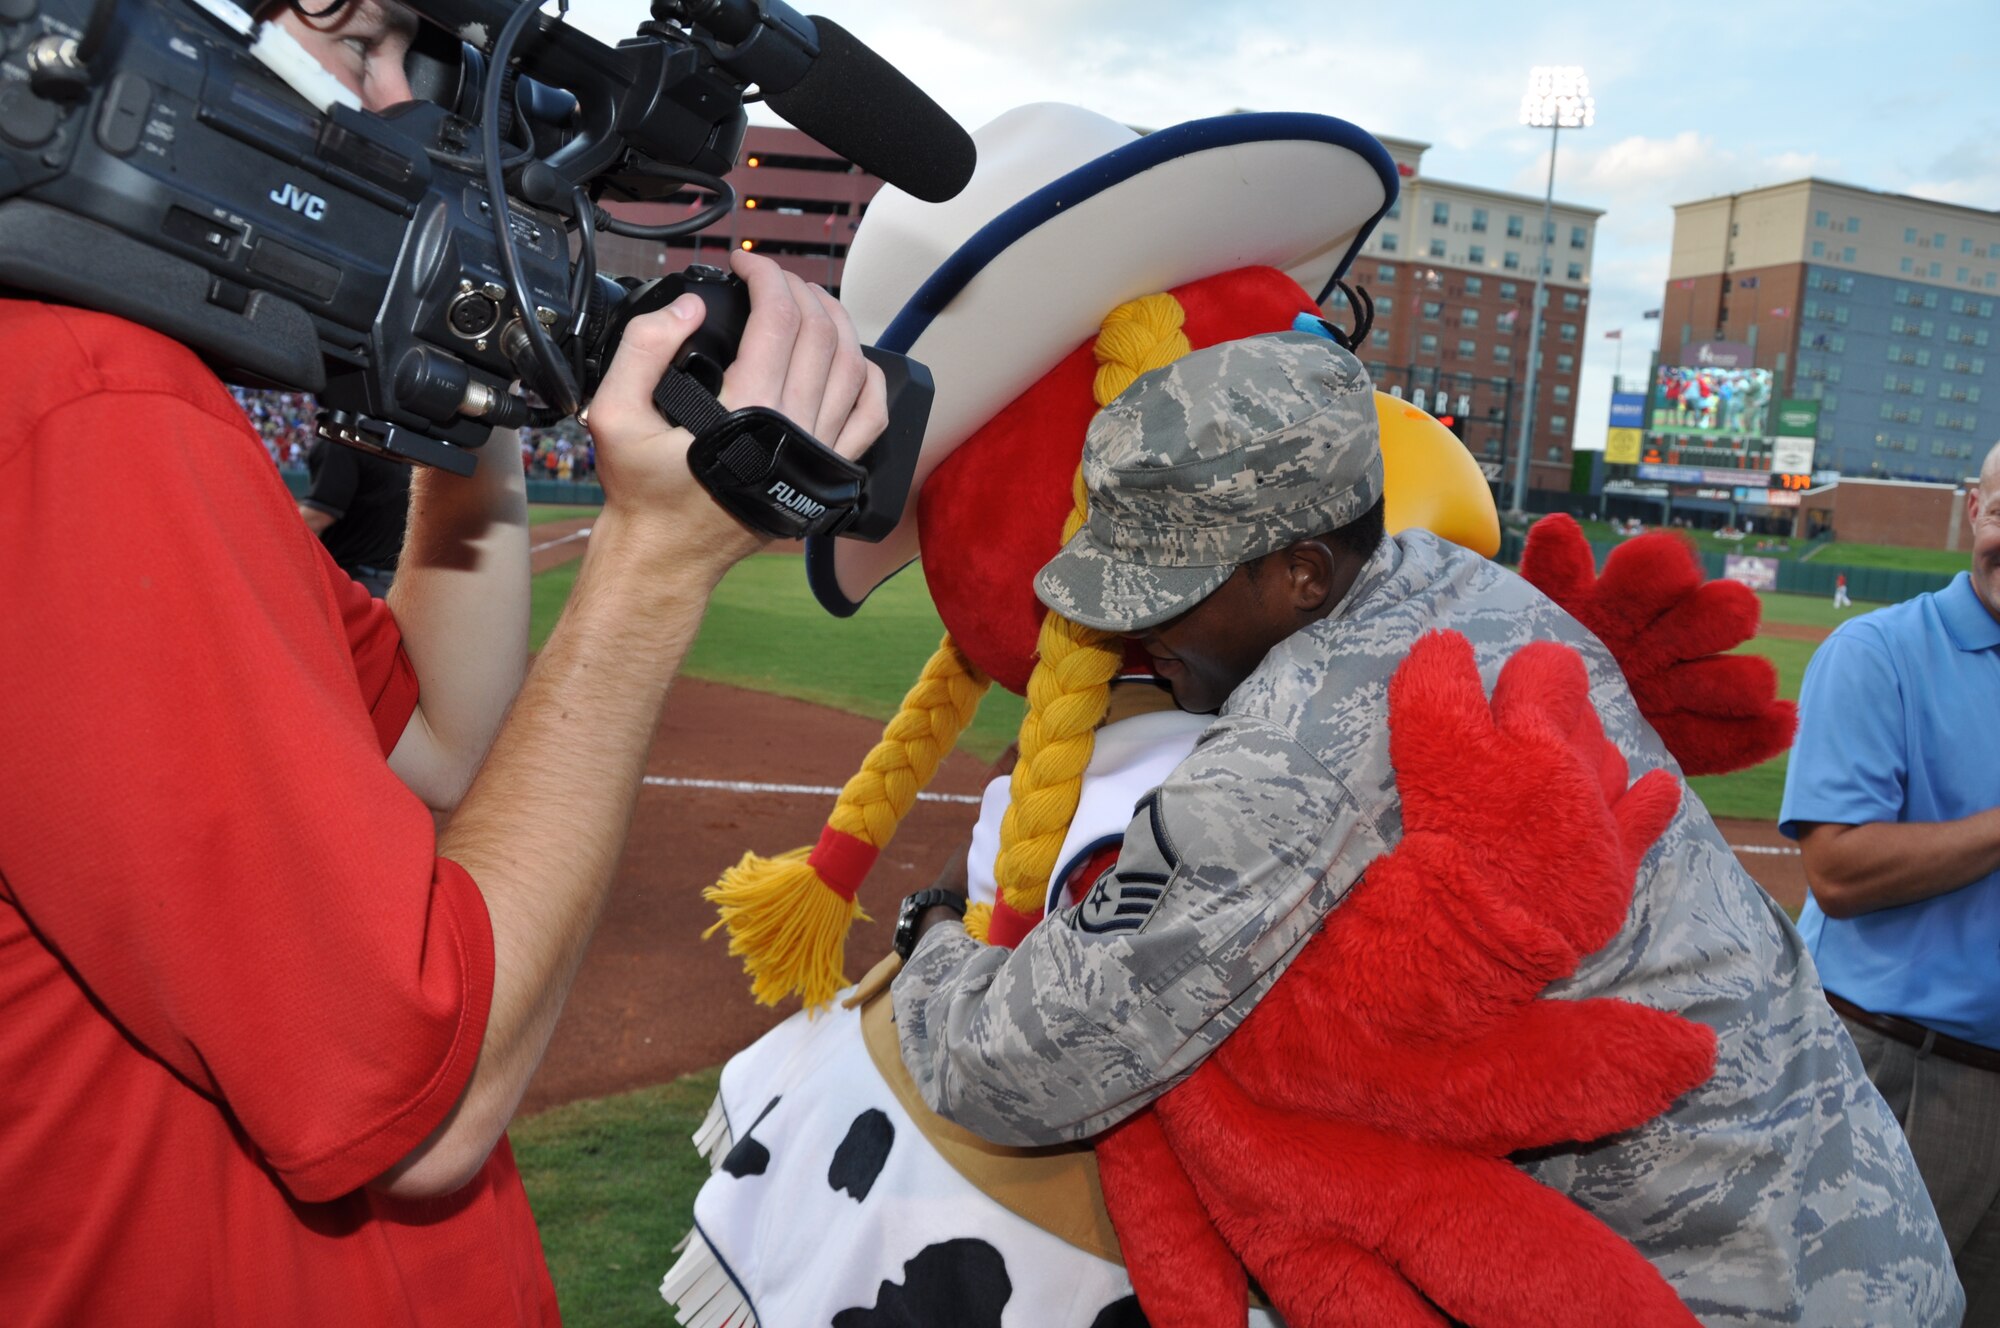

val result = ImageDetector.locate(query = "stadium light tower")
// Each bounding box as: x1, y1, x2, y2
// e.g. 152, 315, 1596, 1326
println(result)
1509, 65, 1594, 514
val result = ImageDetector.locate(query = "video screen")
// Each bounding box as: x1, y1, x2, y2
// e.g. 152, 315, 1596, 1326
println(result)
1652, 366, 1773, 438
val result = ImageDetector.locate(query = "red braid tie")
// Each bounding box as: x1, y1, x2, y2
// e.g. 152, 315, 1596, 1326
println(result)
809, 825, 879, 903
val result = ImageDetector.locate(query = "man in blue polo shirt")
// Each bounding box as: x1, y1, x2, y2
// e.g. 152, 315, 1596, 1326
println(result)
1783, 439, 2000, 1319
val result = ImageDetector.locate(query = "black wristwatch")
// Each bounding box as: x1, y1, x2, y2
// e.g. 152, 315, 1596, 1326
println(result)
893, 887, 968, 960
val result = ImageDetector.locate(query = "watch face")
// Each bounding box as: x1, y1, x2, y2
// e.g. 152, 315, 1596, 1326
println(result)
893, 894, 923, 957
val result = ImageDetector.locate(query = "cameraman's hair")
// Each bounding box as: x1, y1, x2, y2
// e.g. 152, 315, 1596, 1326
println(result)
1325, 494, 1386, 560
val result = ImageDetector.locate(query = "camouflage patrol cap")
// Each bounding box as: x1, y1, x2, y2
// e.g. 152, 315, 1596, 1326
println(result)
1034, 331, 1383, 632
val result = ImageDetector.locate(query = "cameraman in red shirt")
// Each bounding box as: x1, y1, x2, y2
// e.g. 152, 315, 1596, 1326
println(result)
0, 4, 885, 1323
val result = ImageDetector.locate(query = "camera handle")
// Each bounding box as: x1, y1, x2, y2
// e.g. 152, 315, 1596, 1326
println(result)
608, 265, 930, 542
650, 348, 928, 542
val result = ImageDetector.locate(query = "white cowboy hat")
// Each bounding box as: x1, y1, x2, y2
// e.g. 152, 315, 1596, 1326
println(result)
807, 101, 1398, 615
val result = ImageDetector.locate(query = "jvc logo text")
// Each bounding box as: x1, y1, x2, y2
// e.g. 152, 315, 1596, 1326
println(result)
269, 182, 327, 222
768, 481, 826, 521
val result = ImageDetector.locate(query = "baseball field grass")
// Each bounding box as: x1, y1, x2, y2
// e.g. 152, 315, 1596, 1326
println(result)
1755, 589, 1874, 628
529, 504, 603, 527
531, 553, 1030, 761
513, 1070, 719, 1327
1568, 518, 1971, 576
1806, 540, 1967, 576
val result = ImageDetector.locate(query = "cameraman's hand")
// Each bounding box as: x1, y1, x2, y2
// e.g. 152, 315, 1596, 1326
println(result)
585, 250, 887, 572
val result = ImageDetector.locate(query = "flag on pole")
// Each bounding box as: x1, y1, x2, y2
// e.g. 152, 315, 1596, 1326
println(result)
1642, 308, 1662, 319
1605, 328, 1623, 340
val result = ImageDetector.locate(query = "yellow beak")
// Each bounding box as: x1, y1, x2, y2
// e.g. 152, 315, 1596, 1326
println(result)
1376, 392, 1502, 558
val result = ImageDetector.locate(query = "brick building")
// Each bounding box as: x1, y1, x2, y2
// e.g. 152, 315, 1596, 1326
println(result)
1796, 476, 1975, 550
1349, 135, 1604, 496
592, 125, 884, 296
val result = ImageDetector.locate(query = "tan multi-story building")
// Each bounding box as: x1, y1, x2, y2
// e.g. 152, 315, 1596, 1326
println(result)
1348, 135, 1604, 494
1662, 179, 1998, 483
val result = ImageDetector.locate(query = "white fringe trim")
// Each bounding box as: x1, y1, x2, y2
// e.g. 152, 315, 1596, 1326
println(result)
660, 1229, 757, 1328
693, 1093, 733, 1170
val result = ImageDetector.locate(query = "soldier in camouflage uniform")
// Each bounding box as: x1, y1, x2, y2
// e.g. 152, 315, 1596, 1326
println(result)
892, 331, 1963, 1324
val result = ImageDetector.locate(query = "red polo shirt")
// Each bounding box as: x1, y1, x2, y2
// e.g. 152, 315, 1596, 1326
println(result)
0, 302, 558, 1325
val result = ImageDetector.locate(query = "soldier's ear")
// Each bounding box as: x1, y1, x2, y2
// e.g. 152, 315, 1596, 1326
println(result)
1283, 537, 1366, 619
1283, 540, 1337, 613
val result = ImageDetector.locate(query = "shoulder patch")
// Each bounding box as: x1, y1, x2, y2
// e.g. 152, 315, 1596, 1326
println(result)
1065, 791, 1176, 935
1134, 789, 1179, 869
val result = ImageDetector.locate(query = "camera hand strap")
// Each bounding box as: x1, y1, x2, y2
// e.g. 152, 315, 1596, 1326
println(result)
651, 366, 868, 541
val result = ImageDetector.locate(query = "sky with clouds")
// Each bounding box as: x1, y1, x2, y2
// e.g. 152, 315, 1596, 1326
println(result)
570, 0, 2000, 451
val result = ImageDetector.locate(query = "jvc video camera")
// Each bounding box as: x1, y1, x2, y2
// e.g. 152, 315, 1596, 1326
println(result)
0, 0, 971, 540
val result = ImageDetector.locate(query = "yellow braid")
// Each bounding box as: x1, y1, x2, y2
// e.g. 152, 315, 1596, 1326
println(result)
826, 635, 991, 847
989, 293, 1193, 924
707, 635, 989, 1007
710, 291, 1195, 995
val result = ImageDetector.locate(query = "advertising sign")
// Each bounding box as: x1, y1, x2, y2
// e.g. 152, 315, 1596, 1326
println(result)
1723, 555, 1780, 590
1638, 463, 1705, 484
1680, 340, 1756, 370
1775, 399, 1821, 437
1638, 463, 1775, 488
1609, 392, 1647, 429
1771, 435, 1817, 477
1605, 428, 1643, 464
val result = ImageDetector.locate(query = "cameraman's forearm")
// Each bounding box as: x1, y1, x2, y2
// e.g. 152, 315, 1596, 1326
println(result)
381, 510, 731, 1197
385, 436, 531, 809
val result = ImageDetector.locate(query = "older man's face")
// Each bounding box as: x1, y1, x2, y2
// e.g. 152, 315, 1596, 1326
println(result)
275, 0, 418, 113
1969, 448, 2000, 624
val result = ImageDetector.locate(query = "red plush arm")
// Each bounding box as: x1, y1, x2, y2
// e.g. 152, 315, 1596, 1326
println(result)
1520, 513, 1796, 775
1299, 632, 1681, 1041
1095, 1109, 1246, 1328
1099, 632, 1711, 1328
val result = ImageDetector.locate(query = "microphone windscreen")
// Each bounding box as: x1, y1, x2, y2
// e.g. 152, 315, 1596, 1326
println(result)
765, 18, 975, 204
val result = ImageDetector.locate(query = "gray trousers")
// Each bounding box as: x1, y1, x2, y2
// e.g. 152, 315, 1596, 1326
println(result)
1844, 1015, 2000, 1325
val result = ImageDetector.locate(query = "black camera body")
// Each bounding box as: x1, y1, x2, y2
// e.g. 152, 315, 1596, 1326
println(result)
0, 0, 949, 538
0, 1, 594, 466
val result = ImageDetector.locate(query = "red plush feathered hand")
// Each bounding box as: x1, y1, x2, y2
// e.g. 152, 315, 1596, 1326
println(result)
1520, 513, 1795, 775
1096, 633, 1715, 1328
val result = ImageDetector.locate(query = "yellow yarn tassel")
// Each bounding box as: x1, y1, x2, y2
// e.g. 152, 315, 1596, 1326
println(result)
707, 846, 866, 1010
707, 635, 990, 1007
962, 900, 994, 944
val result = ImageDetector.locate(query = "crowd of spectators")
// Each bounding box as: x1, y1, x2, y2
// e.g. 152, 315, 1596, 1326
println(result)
229, 387, 598, 485
229, 387, 318, 468
519, 419, 597, 484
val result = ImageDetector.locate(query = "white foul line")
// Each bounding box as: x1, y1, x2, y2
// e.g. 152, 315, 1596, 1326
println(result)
642, 775, 1806, 844
531, 526, 593, 554
643, 775, 983, 805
